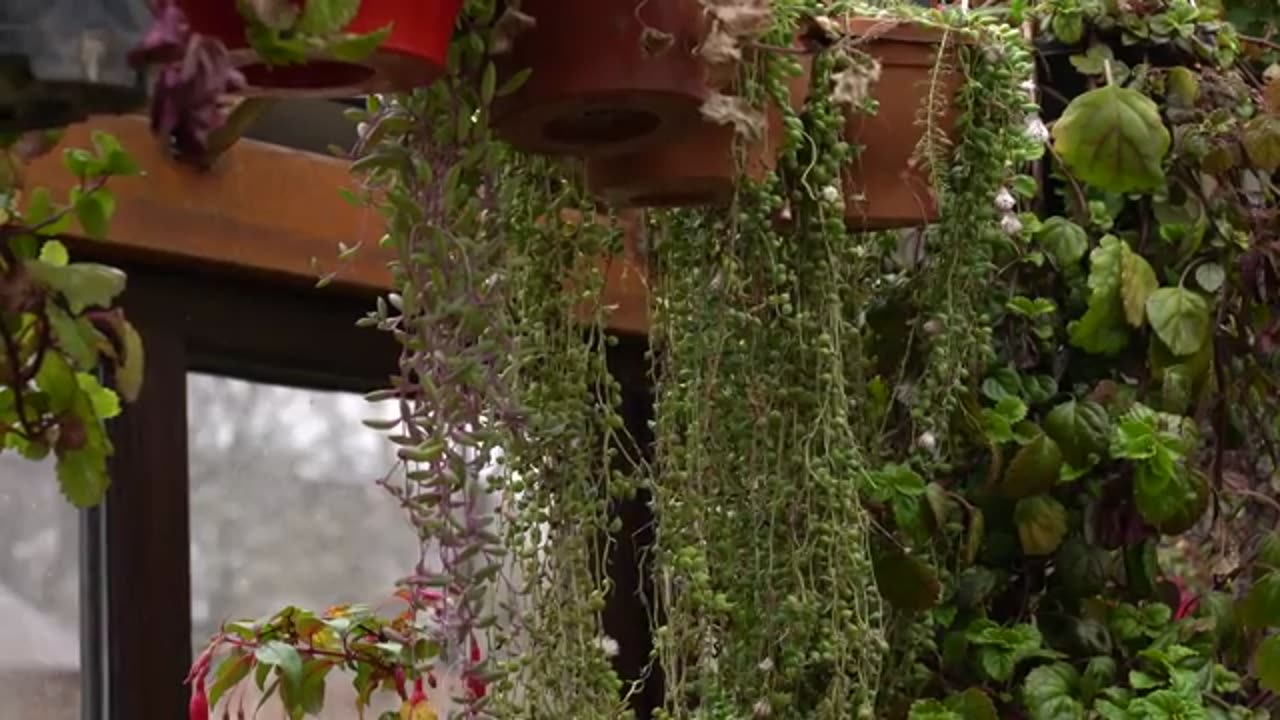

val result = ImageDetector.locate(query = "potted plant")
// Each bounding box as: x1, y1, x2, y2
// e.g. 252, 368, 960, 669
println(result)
490, 0, 710, 157
584, 46, 813, 208
155, 0, 464, 96
836, 15, 967, 229
0, 0, 149, 131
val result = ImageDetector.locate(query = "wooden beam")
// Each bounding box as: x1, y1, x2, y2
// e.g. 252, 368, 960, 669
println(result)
23, 115, 650, 335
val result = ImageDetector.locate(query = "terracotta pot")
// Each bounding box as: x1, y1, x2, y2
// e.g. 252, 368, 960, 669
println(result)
491, 0, 709, 157
842, 19, 963, 230
172, 0, 463, 97
585, 54, 814, 208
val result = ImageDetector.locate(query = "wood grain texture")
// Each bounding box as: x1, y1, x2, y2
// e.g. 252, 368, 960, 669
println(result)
24, 115, 651, 335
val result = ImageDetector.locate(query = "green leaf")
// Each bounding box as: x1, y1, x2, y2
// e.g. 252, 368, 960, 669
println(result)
1136, 466, 1207, 535
1146, 287, 1212, 356
208, 650, 254, 708
1243, 115, 1280, 173
1043, 400, 1110, 468
71, 187, 115, 240
1000, 433, 1065, 498
47, 305, 100, 370
1037, 217, 1089, 267
326, 27, 390, 62
1193, 262, 1225, 293
296, 0, 359, 34
56, 447, 109, 507
1242, 571, 1280, 629
1069, 236, 1133, 355
25, 260, 126, 313
945, 688, 999, 720
39, 239, 69, 266
1056, 536, 1110, 598
1015, 495, 1068, 556
1023, 663, 1084, 720
1052, 84, 1171, 193
35, 352, 79, 414
908, 701, 963, 720
90, 131, 141, 176
1081, 656, 1117, 702
1165, 67, 1200, 108
874, 549, 941, 612
1253, 634, 1280, 692
77, 373, 121, 420
967, 621, 1044, 682
255, 641, 304, 698
1127, 689, 1208, 719
1120, 249, 1158, 327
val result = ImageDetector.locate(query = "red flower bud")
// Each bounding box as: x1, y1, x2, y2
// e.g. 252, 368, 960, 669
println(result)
189, 676, 209, 720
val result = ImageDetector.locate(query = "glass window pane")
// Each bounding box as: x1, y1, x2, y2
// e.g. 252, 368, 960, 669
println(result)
0, 454, 81, 720
188, 372, 417, 719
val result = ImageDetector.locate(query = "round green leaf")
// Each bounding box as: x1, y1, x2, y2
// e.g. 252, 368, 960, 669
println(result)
1023, 663, 1084, 720
1133, 465, 1207, 533
1056, 536, 1110, 598
1037, 217, 1089, 267
1015, 495, 1069, 556
1194, 262, 1225, 293
1044, 400, 1111, 467
1001, 434, 1065, 498
1145, 287, 1211, 356
946, 688, 998, 720
1243, 115, 1280, 173
1051, 84, 1171, 193
1253, 635, 1280, 692
874, 549, 941, 612
1120, 249, 1158, 327
1242, 571, 1280, 629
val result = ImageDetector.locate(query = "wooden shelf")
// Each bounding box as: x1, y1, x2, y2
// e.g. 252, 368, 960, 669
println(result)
23, 115, 650, 336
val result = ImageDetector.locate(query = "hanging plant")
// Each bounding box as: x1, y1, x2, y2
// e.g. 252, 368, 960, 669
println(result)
0, 128, 145, 507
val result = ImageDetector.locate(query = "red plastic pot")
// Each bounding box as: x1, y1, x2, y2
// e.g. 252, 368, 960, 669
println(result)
491, 0, 709, 157
173, 0, 463, 97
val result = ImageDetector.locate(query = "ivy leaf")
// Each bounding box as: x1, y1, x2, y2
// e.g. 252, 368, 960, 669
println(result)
1056, 536, 1110, 598
1052, 84, 1171, 194
1001, 433, 1065, 498
1015, 495, 1068, 556
1120, 249, 1158, 327
1253, 635, 1280, 692
296, 0, 359, 35
1037, 217, 1089, 267
1146, 287, 1212, 356
1242, 571, 1280, 629
24, 260, 127, 314
945, 688, 998, 719
967, 621, 1044, 682
1243, 115, 1280, 173
1023, 663, 1085, 720
1044, 400, 1110, 468
874, 549, 941, 612
1193, 262, 1225, 293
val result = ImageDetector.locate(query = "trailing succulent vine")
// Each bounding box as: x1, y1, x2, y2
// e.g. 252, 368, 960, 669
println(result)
0, 128, 144, 507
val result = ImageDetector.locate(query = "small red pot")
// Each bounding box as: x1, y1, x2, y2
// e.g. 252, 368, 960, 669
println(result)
491, 0, 709, 157
174, 0, 463, 97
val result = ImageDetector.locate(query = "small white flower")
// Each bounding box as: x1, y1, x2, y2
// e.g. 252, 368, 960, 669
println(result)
994, 187, 1016, 212
594, 635, 620, 658
1024, 114, 1050, 144
753, 699, 773, 718
357, 121, 370, 138
1001, 212, 1024, 236
1020, 78, 1038, 94
757, 657, 774, 673
820, 184, 841, 205
916, 431, 938, 452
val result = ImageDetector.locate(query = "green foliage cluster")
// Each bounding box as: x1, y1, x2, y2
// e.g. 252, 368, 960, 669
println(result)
863, 1, 1280, 718
0, 129, 143, 507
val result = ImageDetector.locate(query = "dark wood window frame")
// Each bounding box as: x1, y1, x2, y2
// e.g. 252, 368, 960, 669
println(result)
87, 258, 658, 719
